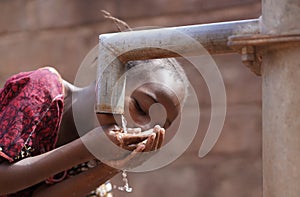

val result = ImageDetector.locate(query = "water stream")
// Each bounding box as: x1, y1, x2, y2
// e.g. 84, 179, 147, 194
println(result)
113, 115, 133, 193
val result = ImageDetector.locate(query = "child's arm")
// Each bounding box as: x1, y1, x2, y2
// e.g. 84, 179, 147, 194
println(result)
31, 126, 165, 197
31, 157, 123, 197
0, 134, 93, 195
0, 126, 158, 195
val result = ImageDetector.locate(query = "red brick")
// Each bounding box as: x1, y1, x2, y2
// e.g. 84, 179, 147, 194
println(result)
0, 0, 27, 33
170, 104, 262, 156
0, 22, 114, 86
176, 53, 261, 108
117, 0, 260, 20
35, 0, 116, 29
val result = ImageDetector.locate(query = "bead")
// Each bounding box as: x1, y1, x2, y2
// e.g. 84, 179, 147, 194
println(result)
95, 184, 107, 197
81, 167, 89, 171
105, 182, 112, 192
87, 160, 98, 168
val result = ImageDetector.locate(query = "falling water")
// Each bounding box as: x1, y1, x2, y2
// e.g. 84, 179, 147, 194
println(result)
113, 115, 133, 193
116, 170, 133, 193
121, 115, 128, 133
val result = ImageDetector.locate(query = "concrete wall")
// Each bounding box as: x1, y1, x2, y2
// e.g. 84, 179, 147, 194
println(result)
0, 0, 262, 196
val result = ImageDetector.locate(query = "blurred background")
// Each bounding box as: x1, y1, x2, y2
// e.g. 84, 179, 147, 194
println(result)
0, 0, 262, 196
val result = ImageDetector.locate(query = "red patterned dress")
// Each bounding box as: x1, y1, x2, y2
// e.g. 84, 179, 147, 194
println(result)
0, 67, 64, 196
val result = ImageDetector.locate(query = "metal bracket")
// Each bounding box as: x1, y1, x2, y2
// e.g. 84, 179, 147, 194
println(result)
240, 45, 262, 76
228, 34, 300, 76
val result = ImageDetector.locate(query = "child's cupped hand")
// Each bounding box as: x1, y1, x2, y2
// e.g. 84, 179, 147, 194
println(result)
82, 125, 165, 169
103, 125, 165, 169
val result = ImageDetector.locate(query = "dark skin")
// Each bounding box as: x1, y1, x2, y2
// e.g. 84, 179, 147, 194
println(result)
0, 67, 185, 196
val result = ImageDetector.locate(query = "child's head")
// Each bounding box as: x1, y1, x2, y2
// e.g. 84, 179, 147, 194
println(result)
98, 12, 189, 130
123, 58, 189, 130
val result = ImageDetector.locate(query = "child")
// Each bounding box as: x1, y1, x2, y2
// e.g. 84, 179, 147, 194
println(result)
0, 56, 188, 196
0, 11, 189, 196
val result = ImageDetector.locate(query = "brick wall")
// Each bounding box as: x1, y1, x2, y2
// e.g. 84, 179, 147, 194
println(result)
0, 0, 262, 196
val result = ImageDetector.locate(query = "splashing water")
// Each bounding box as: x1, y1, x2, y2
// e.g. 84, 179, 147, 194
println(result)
113, 115, 133, 193
115, 170, 133, 193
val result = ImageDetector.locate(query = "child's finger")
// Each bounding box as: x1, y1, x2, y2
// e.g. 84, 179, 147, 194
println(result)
125, 145, 154, 168
152, 130, 160, 151
124, 144, 139, 151
143, 133, 156, 152
122, 134, 150, 145
151, 125, 162, 150
156, 128, 165, 149
122, 129, 155, 145
121, 144, 145, 165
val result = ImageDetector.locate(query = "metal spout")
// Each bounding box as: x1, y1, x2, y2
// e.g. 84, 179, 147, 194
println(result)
95, 19, 259, 114
96, 56, 126, 114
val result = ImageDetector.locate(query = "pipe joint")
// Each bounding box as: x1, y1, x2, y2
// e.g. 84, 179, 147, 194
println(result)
228, 34, 300, 76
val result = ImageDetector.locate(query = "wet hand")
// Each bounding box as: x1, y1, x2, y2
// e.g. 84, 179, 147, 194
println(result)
106, 125, 165, 151
104, 125, 165, 169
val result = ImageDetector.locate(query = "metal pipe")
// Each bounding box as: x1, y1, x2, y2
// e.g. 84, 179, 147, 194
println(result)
261, 0, 300, 196
96, 19, 260, 114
